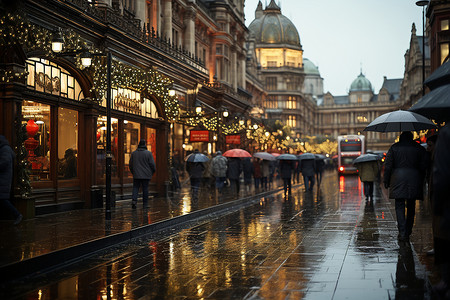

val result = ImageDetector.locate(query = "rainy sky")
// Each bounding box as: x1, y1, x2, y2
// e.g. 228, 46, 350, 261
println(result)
244, 0, 424, 95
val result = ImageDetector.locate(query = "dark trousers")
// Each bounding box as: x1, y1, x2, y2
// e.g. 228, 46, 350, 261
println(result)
254, 177, 261, 189
190, 178, 201, 200
230, 179, 240, 196
363, 181, 374, 198
395, 198, 416, 238
132, 179, 150, 205
303, 175, 315, 191
283, 178, 292, 194
0, 198, 21, 220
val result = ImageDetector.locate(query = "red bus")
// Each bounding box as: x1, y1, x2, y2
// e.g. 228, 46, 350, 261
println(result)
337, 135, 365, 174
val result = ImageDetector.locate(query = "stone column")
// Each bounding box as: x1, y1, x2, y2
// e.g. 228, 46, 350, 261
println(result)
184, 7, 196, 54
161, 0, 172, 41
135, 0, 146, 28
231, 49, 237, 89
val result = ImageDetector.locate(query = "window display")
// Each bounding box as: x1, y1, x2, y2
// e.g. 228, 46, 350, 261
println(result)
58, 108, 78, 179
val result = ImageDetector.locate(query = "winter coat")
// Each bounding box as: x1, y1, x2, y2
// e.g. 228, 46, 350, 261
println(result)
315, 159, 325, 173
0, 135, 14, 199
186, 161, 205, 179
227, 158, 242, 180
279, 160, 295, 179
300, 159, 316, 177
211, 154, 228, 178
242, 158, 253, 184
261, 160, 270, 177
384, 139, 427, 200
253, 160, 262, 179
203, 158, 213, 178
356, 161, 379, 182
432, 124, 450, 239
129, 145, 156, 180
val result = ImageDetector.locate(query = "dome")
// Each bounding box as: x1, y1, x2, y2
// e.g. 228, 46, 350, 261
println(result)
303, 58, 320, 75
350, 73, 373, 92
248, 0, 301, 47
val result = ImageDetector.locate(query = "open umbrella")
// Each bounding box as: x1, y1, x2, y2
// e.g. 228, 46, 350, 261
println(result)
298, 153, 316, 160
253, 152, 276, 161
269, 152, 280, 157
276, 153, 298, 160
363, 110, 436, 132
185, 152, 209, 162
223, 149, 252, 158
353, 154, 380, 165
315, 154, 326, 160
409, 84, 450, 122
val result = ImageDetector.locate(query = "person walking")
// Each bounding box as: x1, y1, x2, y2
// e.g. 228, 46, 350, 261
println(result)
186, 149, 205, 201
279, 159, 295, 196
299, 158, 316, 191
431, 124, 450, 297
129, 139, 156, 209
384, 131, 427, 242
227, 157, 242, 197
253, 158, 262, 190
261, 159, 270, 190
242, 157, 253, 193
355, 160, 379, 201
0, 135, 23, 225
210, 151, 228, 194
315, 157, 325, 187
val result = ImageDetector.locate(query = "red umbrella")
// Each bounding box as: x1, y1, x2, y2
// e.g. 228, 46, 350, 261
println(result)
269, 152, 280, 157
223, 149, 252, 158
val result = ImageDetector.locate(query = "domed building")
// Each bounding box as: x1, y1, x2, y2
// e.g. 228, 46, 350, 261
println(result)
349, 72, 374, 103
247, 0, 320, 140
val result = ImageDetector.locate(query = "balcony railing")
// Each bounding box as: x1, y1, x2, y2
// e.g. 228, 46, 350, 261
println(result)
65, 0, 207, 74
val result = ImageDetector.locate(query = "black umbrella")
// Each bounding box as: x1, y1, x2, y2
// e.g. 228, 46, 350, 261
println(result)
185, 152, 209, 162
298, 153, 316, 160
353, 154, 380, 165
276, 154, 298, 160
314, 154, 326, 160
409, 84, 450, 122
364, 110, 436, 132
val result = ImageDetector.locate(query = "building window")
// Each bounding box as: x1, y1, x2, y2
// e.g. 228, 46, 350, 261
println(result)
340, 114, 348, 124
441, 19, 449, 31
215, 44, 230, 82
286, 96, 297, 109
266, 77, 277, 91
264, 96, 278, 108
96, 117, 119, 183
441, 43, 449, 65
356, 115, 368, 123
58, 107, 78, 179
357, 96, 362, 103
287, 115, 297, 128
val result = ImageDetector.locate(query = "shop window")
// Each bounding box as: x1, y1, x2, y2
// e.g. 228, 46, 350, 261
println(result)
26, 58, 84, 101
146, 127, 157, 163
124, 121, 141, 178
58, 108, 78, 179
22, 101, 51, 181
96, 117, 119, 184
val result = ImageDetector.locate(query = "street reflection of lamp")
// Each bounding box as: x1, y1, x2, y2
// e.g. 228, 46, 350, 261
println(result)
52, 30, 113, 220
416, 0, 429, 96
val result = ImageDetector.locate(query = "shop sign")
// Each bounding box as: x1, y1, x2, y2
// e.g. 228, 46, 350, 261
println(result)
190, 130, 209, 142
114, 93, 142, 115
226, 135, 241, 144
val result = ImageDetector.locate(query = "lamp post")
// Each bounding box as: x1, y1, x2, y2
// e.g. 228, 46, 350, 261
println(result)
416, 0, 429, 96
52, 32, 113, 220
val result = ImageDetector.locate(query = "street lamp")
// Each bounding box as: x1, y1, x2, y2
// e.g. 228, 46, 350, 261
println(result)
416, 0, 429, 96
52, 32, 113, 220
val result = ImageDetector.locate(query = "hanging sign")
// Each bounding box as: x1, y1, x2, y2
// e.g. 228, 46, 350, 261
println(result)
226, 135, 241, 144
190, 130, 209, 142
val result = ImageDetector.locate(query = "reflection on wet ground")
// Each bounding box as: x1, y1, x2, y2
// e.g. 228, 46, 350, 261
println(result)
5, 172, 437, 299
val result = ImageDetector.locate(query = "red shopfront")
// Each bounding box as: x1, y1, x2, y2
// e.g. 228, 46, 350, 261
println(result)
12, 57, 169, 215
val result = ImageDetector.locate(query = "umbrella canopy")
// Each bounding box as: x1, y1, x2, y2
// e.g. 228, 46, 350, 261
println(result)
223, 149, 252, 158
314, 154, 326, 160
298, 153, 316, 160
363, 110, 436, 132
353, 154, 380, 165
409, 84, 450, 122
269, 152, 280, 157
185, 152, 209, 162
276, 153, 298, 161
253, 152, 276, 161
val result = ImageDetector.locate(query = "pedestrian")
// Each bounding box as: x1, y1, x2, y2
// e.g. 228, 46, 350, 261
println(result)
294, 159, 301, 184
202, 151, 213, 188
242, 157, 253, 193
315, 157, 325, 187
384, 131, 427, 242
279, 159, 295, 196
299, 158, 316, 191
227, 157, 242, 197
355, 160, 379, 201
129, 139, 156, 209
210, 150, 228, 194
431, 124, 450, 298
186, 149, 205, 201
261, 159, 270, 190
253, 158, 262, 190
0, 135, 23, 225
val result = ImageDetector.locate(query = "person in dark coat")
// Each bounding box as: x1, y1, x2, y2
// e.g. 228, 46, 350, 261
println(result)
279, 159, 295, 196
384, 131, 427, 242
300, 158, 316, 191
210, 151, 228, 194
62, 148, 77, 179
186, 149, 205, 201
227, 157, 242, 197
242, 157, 253, 193
253, 158, 262, 190
431, 124, 450, 296
0, 135, 22, 225
129, 139, 156, 209
315, 157, 325, 187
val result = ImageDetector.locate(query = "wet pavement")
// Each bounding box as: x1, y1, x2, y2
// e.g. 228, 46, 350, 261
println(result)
0, 171, 440, 299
